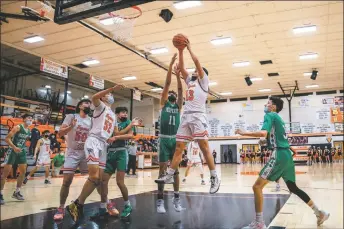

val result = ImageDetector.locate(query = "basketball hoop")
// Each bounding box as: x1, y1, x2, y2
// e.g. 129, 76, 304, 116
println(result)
39, 0, 53, 17
106, 5, 142, 42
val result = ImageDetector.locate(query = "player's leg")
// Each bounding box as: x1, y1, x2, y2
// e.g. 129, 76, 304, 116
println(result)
282, 153, 329, 226
0, 151, 16, 204
44, 165, 51, 184
198, 163, 205, 185
66, 138, 101, 222
156, 137, 169, 213
54, 173, 74, 220
24, 165, 39, 184
183, 163, 192, 182
13, 164, 27, 200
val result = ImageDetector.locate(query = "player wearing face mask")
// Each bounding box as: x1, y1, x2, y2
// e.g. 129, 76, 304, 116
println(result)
1, 114, 33, 205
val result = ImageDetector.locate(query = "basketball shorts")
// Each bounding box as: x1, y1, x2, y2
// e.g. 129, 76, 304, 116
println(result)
260, 148, 295, 183
104, 147, 128, 174
61, 149, 88, 174
4, 149, 27, 165
37, 154, 51, 167
176, 113, 208, 142
187, 159, 203, 173
54, 167, 62, 175
158, 136, 176, 163
84, 136, 108, 169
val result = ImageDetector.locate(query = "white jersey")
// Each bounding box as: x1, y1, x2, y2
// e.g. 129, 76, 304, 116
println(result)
184, 73, 209, 113
187, 141, 202, 162
89, 101, 117, 141
62, 114, 92, 150
39, 138, 51, 157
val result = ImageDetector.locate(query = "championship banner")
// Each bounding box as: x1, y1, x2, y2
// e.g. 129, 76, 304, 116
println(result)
334, 122, 343, 132
288, 136, 308, 145
334, 96, 343, 106
40, 58, 68, 78
330, 107, 343, 123
89, 75, 104, 89
133, 89, 142, 101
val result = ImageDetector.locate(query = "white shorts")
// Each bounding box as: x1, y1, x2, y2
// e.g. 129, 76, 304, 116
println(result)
61, 149, 88, 174
176, 113, 208, 142
37, 154, 51, 167
54, 167, 62, 175
188, 159, 202, 166
84, 136, 108, 169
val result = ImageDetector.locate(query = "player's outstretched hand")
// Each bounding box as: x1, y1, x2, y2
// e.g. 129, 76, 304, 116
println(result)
132, 117, 143, 126
174, 63, 181, 76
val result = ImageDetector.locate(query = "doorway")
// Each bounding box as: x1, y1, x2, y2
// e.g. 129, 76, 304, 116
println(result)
220, 144, 237, 164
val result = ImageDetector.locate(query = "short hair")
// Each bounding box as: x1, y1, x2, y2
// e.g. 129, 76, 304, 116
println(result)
269, 96, 284, 113
115, 107, 128, 114
76, 99, 91, 113
42, 130, 50, 135
22, 113, 33, 119
168, 90, 176, 95
202, 67, 208, 76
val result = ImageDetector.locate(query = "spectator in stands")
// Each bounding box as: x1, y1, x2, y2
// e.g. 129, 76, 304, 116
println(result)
52, 151, 65, 177
29, 122, 40, 156
212, 150, 217, 164
49, 131, 60, 154
127, 142, 137, 177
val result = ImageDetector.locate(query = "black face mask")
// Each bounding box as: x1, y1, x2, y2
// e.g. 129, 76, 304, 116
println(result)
168, 95, 176, 102
83, 107, 91, 115
191, 76, 197, 81
120, 117, 127, 122
44, 134, 49, 138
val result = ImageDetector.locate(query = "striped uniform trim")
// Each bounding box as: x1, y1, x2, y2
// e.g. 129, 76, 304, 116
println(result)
159, 134, 176, 139
86, 155, 99, 162
193, 130, 208, 137
176, 135, 193, 140
260, 150, 277, 180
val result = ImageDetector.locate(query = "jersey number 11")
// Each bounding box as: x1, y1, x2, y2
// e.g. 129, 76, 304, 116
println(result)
169, 115, 176, 126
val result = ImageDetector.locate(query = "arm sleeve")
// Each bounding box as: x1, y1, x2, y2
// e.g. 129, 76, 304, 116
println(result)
261, 114, 273, 133
62, 114, 73, 126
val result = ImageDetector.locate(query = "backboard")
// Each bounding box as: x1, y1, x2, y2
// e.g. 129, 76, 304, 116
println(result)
53, 0, 154, 24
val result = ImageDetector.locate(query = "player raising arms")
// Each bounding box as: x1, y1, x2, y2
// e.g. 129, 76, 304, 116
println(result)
156, 53, 184, 213
1, 114, 32, 204
235, 96, 329, 229
156, 40, 220, 194
53, 99, 92, 221
66, 84, 124, 222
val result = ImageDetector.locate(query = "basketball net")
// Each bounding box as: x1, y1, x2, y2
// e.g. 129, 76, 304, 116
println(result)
107, 5, 142, 42
39, 0, 53, 17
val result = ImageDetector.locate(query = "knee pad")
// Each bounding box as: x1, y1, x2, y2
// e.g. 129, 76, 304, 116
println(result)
88, 177, 100, 186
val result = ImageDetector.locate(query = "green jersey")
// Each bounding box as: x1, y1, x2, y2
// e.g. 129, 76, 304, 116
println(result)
261, 112, 289, 149
53, 154, 65, 167
110, 119, 132, 148
11, 124, 31, 149
159, 101, 180, 136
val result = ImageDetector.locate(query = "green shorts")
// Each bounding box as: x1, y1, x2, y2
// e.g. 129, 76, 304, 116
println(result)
104, 147, 128, 174
4, 149, 27, 165
158, 136, 176, 163
260, 148, 295, 182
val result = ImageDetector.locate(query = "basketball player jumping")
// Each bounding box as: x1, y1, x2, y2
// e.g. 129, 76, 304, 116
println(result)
182, 141, 206, 185
1, 114, 32, 204
23, 130, 53, 185
53, 99, 92, 221
235, 96, 329, 229
66, 84, 124, 222
156, 53, 184, 213
156, 41, 220, 194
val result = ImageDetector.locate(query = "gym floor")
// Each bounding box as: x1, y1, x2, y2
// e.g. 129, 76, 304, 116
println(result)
0, 163, 343, 229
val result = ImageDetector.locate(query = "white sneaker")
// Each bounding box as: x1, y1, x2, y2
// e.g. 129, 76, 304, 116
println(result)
241, 221, 267, 229
209, 176, 220, 194
155, 173, 174, 184
201, 180, 206, 185
316, 210, 330, 226
156, 199, 166, 214
172, 197, 183, 212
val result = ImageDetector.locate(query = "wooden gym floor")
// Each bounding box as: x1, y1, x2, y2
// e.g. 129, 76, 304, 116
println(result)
0, 163, 342, 229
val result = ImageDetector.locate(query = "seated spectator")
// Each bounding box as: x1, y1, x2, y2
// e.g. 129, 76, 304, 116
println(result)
52, 151, 65, 177
49, 131, 60, 154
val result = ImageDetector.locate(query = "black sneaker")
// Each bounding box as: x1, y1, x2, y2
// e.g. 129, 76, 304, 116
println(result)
44, 180, 51, 184
12, 191, 25, 200
23, 177, 28, 185
0, 194, 4, 205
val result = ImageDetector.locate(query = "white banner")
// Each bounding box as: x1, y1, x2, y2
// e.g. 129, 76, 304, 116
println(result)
133, 89, 141, 101
301, 123, 316, 134
316, 124, 333, 133
299, 97, 310, 107
219, 123, 233, 137
233, 120, 246, 131
321, 98, 334, 106
40, 58, 68, 78
89, 76, 104, 89
316, 108, 330, 120
208, 118, 220, 137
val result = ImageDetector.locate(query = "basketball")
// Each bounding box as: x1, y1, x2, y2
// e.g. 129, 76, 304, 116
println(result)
173, 34, 188, 50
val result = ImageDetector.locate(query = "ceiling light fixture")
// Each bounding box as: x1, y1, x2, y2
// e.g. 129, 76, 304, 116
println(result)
82, 59, 100, 66
83, 95, 89, 99
149, 47, 168, 55
299, 53, 318, 60
251, 77, 263, 81
45, 85, 51, 89
24, 35, 44, 43
305, 85, 319, 88
209, 82, 217, 86
122, 76, 137, 81
233, 61, 250, 67
67, 90, 71, 94
293, 25, 317, 34
220, 92, 232, 96
151, 88, 163, 92
173, 1, 202, 10
210, 37, 232, 46
186, 68, 195, 73
258, 89, 271, 92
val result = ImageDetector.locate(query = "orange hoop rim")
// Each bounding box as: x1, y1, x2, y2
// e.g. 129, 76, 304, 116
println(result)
108, 6, 142, 20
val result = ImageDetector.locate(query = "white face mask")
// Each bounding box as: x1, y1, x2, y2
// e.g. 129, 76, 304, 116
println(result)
25, 120, 32, 126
